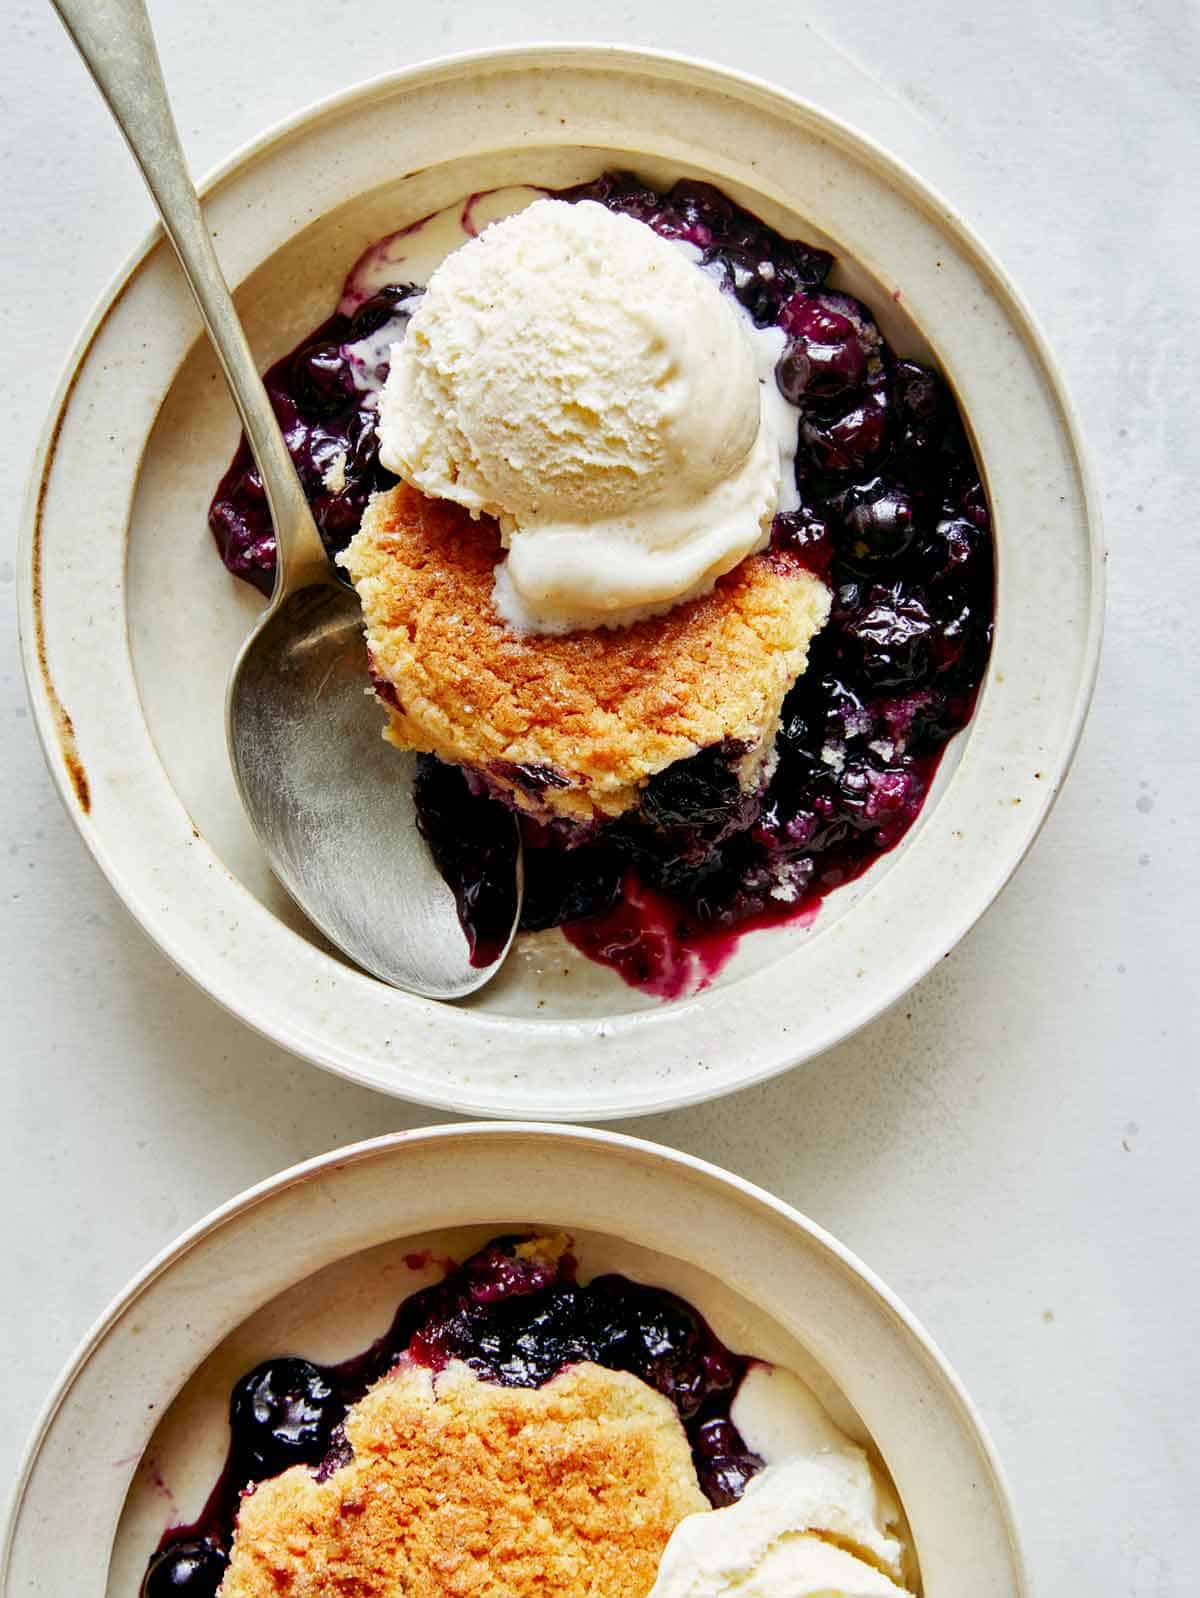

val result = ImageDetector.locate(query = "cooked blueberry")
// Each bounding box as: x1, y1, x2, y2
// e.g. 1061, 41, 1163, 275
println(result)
645, 204, 695, 243
641, 1351, 711, 1416
630, 828, 727, 896
229, 1357, 338, 1475
304, 424, 351, 479
611, 178, 664, 222
584, 1278, 734, 1415
576, 1308, 643, 1369
669, 178, 733, 219
312, 480, 371, 542
350, 396, 381, 453
347, 283, 420, 341
473, 1291, 591, 1385
791, 286, 876, 334
777, 298, 867, 396
636, 1295, 700, 1360
698, 1453, 762, 1506
711, 245, 790, 324
641, 743, 748, 833
780, 238, 835, 291
844, 583, 935, 688
714, 212, 761, 253
565, 170, 662, 223
836, 477, 916, 567
893, 358, 942, 423
691, 1418, 765, 1507
891, 357, 948, 470
800, 378, 888, 473
836, 755, 924, 831
692, 1415, 746, 1458
291, 341, 356, 416
771, 503, 834, 578
916, 514, 989, 588
652, 179, 729, 245
142, 1541, 228, 1598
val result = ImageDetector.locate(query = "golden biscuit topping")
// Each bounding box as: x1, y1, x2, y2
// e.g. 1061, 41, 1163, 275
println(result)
220, 1359, 709, 1598
341, 484, 831, 822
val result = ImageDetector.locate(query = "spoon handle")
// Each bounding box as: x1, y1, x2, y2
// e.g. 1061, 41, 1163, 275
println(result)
51, 0, 330, 598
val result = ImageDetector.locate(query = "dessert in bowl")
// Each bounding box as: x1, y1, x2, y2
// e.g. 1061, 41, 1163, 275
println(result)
210, 174, 992, 996
142, 1231, 918, 1598
23, 48, 1100, 1111
6, 1128, 1022, 1597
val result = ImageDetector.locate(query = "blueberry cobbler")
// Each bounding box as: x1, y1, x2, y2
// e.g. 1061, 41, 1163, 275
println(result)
211, 174, 993, 996
143, 1234, 917, 1598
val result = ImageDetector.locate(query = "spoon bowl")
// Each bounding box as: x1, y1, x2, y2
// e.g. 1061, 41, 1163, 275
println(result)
52, 0, 521, 998
228, 583, 521, 997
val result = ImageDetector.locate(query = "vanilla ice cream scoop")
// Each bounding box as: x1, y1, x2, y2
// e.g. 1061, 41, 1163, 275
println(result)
647, 1364, 916, 1598
377, 197, 799, 633
648, 1456, 913, 1598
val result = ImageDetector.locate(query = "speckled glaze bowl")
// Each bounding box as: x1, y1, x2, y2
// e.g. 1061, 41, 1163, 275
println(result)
19, 47, 1102, 1117
0, 1125, 1026, 1596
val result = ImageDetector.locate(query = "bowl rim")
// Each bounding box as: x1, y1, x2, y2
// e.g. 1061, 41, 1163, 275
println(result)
18, 43, 1105, 1118
0, 1122, 1028, 1596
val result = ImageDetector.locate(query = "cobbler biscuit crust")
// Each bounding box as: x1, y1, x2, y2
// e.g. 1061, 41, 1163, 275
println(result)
220, 1359, 709, 1598
341, 484, 830, 822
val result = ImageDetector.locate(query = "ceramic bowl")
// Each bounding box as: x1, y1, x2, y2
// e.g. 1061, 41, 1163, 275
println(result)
0, 1125, 1025, 1596
20, 46, 1102, 1117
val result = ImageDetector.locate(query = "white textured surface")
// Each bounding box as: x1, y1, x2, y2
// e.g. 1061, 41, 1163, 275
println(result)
0, 3, 1195, 1596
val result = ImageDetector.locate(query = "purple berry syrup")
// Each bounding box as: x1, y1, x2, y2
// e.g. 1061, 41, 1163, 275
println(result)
208, 173, 993, 997
141, 1236, 762, 1598
411, 758, 519, 969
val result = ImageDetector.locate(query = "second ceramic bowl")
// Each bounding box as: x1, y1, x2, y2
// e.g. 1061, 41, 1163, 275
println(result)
0, 1125, 1025, 1596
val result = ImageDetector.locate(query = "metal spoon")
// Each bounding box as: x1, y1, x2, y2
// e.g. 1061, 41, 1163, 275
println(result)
52, 0, 521, 998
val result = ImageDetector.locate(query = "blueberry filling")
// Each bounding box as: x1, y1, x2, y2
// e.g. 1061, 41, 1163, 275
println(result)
142, 1541, 229, 1598
227, 1356, 338, 1479
208, 173, 993, 993
143, 1236, 763, 1596
208, 288, 419, 593
411, 758, 521, 968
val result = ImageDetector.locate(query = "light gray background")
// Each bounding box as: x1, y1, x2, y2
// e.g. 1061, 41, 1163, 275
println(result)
2, 2, 1197, 1593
